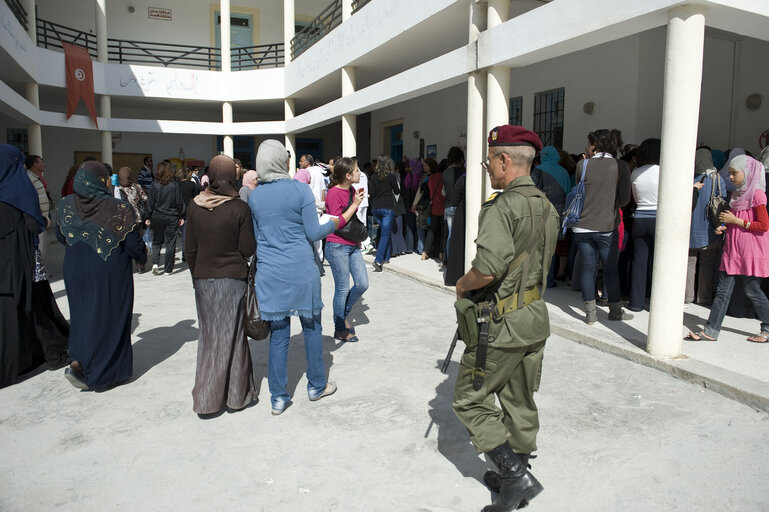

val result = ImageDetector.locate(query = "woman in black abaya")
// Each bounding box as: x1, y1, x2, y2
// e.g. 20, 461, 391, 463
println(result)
56, 161, 146, 390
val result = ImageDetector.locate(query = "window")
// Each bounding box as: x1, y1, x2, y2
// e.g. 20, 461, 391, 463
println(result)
7, 128, 28, 154
509, 96, 523, 126
533, 88, 564, 148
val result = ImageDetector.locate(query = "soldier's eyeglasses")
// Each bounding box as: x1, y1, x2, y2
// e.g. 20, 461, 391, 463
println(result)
481, 153, 503, 171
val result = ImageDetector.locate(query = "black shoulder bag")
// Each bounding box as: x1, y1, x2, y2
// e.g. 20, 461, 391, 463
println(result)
334, 189, 368, 243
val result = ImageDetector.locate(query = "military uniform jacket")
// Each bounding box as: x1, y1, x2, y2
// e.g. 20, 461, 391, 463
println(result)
471, 176, 560, 348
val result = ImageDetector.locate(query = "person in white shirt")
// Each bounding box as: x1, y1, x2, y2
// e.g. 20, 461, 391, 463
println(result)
351, 156, 371, 250
302, 154, 327, 267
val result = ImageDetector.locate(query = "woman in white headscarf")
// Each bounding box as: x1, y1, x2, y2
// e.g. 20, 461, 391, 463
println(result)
248, 140, 342, 415
687, 155, 769, 343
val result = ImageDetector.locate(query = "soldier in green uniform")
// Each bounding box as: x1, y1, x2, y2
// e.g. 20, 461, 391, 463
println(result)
453, 125, 559, 512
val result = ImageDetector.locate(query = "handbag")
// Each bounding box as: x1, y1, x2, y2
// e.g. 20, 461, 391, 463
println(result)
561, 159, 588, 234
244, 256, 271, 340
706, 173, 728, 228
415, 179, 439, 230
334, 189, 368, 242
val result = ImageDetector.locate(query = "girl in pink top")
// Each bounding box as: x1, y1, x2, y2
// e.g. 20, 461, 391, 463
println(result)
687, 155, 769, 343
324, 158, 367, 342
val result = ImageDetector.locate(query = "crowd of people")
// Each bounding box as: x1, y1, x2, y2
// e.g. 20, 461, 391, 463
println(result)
2, 131, 769, 407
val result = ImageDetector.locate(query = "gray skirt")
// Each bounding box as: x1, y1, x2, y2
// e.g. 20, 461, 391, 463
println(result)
192, 278, 255, 414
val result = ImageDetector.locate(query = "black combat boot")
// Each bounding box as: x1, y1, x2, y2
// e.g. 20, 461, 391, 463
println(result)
483, 454, 531, 508
481, 443, 543, 512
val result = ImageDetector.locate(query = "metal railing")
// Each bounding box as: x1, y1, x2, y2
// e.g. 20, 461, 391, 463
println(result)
351, 0, 373, 14
4, 0, 28, 31
36, 18, 284, 71
109, 39, 221, 69
231, 43, 284, 70
290, 0, 342, 59
37, 18, 97, 57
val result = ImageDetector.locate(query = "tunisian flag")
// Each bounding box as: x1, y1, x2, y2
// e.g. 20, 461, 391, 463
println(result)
62, 42, 98, 128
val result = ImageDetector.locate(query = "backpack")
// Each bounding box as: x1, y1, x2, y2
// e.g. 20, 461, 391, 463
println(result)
562, 159, 588, 234
706, 173, 728, 228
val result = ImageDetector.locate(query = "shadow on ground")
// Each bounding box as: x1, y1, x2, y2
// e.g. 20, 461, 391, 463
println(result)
132, 319, 198, 380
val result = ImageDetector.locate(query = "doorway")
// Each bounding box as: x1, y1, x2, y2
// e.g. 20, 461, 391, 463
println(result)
382, 121, 403, 163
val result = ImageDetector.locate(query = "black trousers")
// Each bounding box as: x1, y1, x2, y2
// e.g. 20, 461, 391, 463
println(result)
151, 213, 179, 274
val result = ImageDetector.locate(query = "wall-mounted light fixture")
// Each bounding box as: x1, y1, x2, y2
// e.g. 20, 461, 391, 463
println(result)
583, 101, 595, 115
746, 94, 763, 111
127, 6, 135, 13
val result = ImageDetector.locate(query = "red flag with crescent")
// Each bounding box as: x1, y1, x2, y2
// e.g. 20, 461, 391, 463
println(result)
62, 42, 98, 128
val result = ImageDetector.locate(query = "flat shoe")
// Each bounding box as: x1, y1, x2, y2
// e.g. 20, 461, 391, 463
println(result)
310, 382, 337, 402
684, 331, 716, 342
271, 401, 292, 416
64, 367, 90, 390
333, 330, 359, 342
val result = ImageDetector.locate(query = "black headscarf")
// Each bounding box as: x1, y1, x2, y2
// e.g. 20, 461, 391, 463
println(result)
56, 161, 136, 260
0, 144, 46, 231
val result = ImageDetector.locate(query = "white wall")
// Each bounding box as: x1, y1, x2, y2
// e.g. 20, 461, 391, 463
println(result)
370, 83, 467, 160
38, 126, 217, 200
732, 36, 769, 156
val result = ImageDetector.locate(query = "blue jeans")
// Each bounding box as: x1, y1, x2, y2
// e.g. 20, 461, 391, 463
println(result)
325, 242, 369, 332
573, 230, 620, 303
704, 272, 769, 339
372, 208, 394, 264
268, 314, 327, 409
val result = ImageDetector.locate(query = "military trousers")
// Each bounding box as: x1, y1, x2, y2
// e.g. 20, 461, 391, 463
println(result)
452, 341, 545, 454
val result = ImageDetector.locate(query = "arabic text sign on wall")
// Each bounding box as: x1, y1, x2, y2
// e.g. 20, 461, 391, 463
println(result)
148, 7, 172, 21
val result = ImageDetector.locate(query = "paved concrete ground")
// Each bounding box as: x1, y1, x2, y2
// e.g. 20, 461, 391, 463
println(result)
1, 241, 768, 511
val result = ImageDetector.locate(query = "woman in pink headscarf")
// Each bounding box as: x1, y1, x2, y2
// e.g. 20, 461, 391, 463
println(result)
686, 155, 769, 343
403, 158, 423, 253
239, 170, 258, 202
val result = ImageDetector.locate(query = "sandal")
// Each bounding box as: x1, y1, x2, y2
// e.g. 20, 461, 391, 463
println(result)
333, 330, 359, 343
747, 333, 769, 343
684, 331, 716, 342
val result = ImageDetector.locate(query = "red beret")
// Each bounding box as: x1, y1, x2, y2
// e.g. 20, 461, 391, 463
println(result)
487, 125, 543, 152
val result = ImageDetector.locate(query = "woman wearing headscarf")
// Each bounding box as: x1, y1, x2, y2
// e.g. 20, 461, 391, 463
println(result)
535, 145, 571, 196
686, 155, 769, 343
719, 148, 745, 194
389, 162, 408, 258
368, 155, 400, 271
186, 155, 256, 417
145, 161, 185, 276
686, 148, 727, 305
114, 166, 149, 272
239, 170, 258, 202
0, 145, 60, 387
56, 161, 147, 389
248, 140, 340, 415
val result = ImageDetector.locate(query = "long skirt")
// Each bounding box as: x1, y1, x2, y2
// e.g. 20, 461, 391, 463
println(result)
192, 278, 255, 414
389, 214, 407, 256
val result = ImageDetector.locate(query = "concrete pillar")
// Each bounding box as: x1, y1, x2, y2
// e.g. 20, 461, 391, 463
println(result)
464, 0, 487, 271
285, 98, 296, 175
485, 0, 509, 195
342, 0, 353, 22
284, 0, 295, 62
342, 66, 356, 156
647, 6, 706, 359
222, 102, 234, 157
23, 0, 35, 41
220, 0, 231, 72
96, 0, 111, 165
24, 83, 42, 156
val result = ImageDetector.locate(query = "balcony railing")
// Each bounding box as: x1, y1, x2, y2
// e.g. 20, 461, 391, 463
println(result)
351, 0, 373, 14
290, 0, 342, 59
36, 18, 284, 71
4, 0, 28, 31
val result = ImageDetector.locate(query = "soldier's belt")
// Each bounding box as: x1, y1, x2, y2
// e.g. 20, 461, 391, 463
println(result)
495, 287, 541, 317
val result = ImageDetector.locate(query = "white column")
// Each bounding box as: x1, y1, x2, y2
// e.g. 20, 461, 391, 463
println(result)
24, 83, 42, 156
285, 98, 296, 176
465, 0, 487, 271
647, 7, 706, 359
342, 0, 353, 22
222, 102, 234, 157
96, 0, 112, 165
284, 0, 295, 62
220, 0, 233, 157
23, 0, 35, 41
342, 66, 356, 157
485, 0, 509, 196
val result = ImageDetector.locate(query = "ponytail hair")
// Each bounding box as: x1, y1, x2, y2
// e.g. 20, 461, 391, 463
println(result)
328, 157, 356, 188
